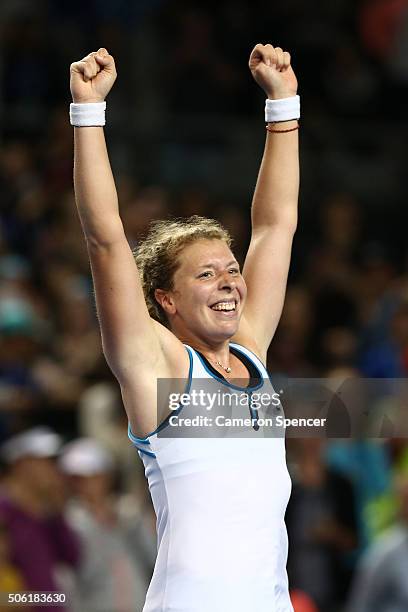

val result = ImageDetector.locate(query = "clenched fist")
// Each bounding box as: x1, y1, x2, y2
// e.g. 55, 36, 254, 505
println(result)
249, 44, 297, 100
70, 48, 117, 103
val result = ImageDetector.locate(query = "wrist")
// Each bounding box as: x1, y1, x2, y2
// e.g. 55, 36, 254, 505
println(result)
72, 97, 105, 104
70, 101, 106, 127
267, 91, 297, 100
265, 95, 300, 123
266, 120, 299, 134
267, 119, 298, 126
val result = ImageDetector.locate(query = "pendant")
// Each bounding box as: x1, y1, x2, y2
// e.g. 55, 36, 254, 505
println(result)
215, 361, 232, 374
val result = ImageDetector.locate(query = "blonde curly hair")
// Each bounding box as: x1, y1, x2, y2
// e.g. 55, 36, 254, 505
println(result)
133, 215, 232, 327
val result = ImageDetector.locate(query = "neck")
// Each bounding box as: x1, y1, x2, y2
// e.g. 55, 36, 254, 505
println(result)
4, 478, 45, 516
78, 495, 116, 525
184, 339, 234, 377
199, 346, 232, 368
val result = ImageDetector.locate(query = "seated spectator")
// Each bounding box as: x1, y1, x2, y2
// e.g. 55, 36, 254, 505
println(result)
360, 297, 408, 377
290, 589, 318, 612
286, 438, 358, 611
0, 296, 44, 414
0, 520, 25, 604
0, 427, 81, 612
347, 465, 408, 612
60, 438, 152, 612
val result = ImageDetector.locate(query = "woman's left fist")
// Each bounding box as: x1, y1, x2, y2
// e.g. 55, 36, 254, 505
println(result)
249, 44, 298, 99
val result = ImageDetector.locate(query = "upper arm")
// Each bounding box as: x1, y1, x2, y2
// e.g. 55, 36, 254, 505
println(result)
87, 228, 163, 378
87, 229, 190, 436
241, 223, 296, 355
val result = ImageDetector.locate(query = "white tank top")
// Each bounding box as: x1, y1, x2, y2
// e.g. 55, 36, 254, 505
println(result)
128, 343, 293, 612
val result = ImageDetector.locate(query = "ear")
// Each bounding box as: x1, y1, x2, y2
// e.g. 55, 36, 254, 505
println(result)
155, 288, 177, 316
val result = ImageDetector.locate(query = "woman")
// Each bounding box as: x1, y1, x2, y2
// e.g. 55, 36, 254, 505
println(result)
70, 43, 299, 611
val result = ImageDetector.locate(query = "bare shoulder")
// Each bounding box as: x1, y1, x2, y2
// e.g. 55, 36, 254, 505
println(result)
120, 320, 191, 438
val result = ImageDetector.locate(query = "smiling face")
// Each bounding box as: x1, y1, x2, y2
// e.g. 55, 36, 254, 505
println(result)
158, 239, 247, 344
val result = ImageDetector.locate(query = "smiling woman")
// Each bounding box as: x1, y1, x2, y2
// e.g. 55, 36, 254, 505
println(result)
133, 216, 233, 327
70, 42, 299, 612
154, 237, 247, 347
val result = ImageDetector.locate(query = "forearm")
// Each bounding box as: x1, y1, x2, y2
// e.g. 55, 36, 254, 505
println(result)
251, 120, 299, 231
74, 126, 124, 245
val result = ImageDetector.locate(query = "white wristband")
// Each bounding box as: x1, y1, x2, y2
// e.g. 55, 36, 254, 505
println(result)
265, 95, 300, 123
69, 102, 106, 127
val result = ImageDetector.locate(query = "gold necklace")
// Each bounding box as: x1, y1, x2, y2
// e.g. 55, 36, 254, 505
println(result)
200, 350, 232, 374
214, 359, 232, 374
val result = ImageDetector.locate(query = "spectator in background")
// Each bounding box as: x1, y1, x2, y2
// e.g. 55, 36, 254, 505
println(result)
0, 427, 80, 612
267, 284, 315, 376
359, 0, 408, 63
286, 438, 358, 611
347, 466, 408, 612
360, 296, 408, 377
0, 2, 407, 609
60, 438, 153, 612
290, 589, 318, 612
0, 295, 44, 415
305, 193, 361, 366
78, 380, 153, 495
324, 366, 392, 548
0, 521, 25, 607
162, 7, 243, 114
358, 0, 408, 115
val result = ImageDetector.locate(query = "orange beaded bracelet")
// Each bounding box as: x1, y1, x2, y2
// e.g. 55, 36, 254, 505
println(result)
266, 122, 299, 134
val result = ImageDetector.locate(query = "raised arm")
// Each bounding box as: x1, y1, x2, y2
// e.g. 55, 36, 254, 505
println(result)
239, 45, 299, 360
70, 49, 187, 433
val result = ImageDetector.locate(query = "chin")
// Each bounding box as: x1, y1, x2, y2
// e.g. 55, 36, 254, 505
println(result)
194, 311, 241, 342
212, 320, 240, 341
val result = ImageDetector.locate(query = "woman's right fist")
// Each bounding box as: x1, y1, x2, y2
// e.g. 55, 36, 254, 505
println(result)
70, 48, 117, 103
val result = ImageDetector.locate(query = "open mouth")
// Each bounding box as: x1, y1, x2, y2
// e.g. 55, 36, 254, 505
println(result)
210, 299, 237, 313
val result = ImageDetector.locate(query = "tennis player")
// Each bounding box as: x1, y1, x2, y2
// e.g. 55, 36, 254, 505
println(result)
70, 43, 299, 612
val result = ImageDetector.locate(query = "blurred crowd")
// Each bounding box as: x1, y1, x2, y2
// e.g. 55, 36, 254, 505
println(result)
1, 0, 408, 610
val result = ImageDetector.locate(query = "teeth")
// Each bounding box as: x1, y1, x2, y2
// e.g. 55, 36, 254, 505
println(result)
212, 302, 236, 311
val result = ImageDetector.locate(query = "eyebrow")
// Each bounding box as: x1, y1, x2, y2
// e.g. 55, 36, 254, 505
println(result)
197, 260, 239, 269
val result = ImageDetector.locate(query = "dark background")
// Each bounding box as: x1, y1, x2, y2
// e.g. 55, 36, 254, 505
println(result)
1, 1, 408, 611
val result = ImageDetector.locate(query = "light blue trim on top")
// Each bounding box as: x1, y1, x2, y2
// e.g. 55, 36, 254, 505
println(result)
128, 423, 151, 445
128, 345, 193, 443
137, 447, 157, 458
194, 343, 264, 392
264, 366, 284, 412
229, 342, 268, 372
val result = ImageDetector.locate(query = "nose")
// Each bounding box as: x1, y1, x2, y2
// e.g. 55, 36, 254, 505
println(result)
218, 271, 236, 291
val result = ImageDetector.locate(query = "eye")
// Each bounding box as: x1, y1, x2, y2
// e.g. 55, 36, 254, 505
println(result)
198, 271, 213, 279
229, 268, 240, 275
